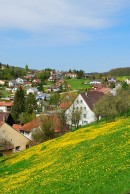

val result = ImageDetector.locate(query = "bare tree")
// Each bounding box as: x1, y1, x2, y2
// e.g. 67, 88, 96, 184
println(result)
70, 106, 82, 129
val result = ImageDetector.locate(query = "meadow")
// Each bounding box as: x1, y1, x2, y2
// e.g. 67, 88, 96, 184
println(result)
0, 117, 129, 194
66, 78, 91, 90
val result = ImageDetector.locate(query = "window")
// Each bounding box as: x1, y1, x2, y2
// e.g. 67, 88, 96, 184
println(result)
26, 145, 29, 149
77, 100, 79, 103
0, 152, 3, 157
84, 114, 86, 118
81, 100, 83, 103
15, 146, 20, 151
84, 107, 86, 110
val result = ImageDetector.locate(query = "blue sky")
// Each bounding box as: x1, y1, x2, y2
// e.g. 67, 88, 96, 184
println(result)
0, 0, 130, 73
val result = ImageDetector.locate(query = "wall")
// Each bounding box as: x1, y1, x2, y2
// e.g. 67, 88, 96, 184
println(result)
0, 123, 32, 152
65, 94, 96, 126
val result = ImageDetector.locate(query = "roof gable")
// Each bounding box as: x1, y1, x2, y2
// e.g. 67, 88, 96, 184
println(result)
80, 90, 105, 109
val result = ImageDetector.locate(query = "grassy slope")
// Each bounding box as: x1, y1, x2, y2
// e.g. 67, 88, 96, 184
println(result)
0, 118, 130, 194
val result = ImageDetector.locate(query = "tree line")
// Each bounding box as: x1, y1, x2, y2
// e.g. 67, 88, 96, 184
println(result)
93, 88, 130, 121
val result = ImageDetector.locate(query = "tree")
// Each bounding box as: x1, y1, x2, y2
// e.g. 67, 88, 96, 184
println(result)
18, 112, 36, 125
49, 93, 60, 106
116, 89, 130, 116
122, 81, 129, 90
93, 94, 117, 121
25, 64, 28, 73
25, 93, 37, 114
11, 87, 25, 123
77, 70, 85, 79
56, 110, 67, 133
32, 115, 55, 143
71, 107, 82, 129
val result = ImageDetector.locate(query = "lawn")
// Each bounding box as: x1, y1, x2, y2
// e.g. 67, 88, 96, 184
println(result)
0, 117, 129, 194
66, 78, 91, 91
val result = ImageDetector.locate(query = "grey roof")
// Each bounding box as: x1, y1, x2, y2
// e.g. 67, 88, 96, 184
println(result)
80, 91, 105, 109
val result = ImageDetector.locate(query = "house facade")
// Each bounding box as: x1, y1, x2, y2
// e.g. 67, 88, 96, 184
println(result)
65, 91, 104, 126
0, 101, 13, 112
8, 80, 19, 87
26, 87, 38, 95
0, 123, 32, 155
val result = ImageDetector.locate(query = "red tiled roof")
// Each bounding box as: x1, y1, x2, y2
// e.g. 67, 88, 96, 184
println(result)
13, 117, 40, 132
0, 101, 13, 107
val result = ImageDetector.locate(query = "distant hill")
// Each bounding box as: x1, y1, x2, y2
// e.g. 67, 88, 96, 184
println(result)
108, 67, 130, 76
0, 117, 129, 194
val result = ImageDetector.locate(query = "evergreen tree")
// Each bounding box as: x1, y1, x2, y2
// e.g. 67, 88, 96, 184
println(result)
25, 93, 37, 114
11, 87, 25, 123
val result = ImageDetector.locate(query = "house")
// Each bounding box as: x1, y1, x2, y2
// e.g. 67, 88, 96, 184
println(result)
65, 90, 105, 126
48, 73, 63, 82
0, 112, 14, 126
0, 80, 5, 85
12, 117, 40, 140
92, 84, 111, 94
36, 92, 50, 101
12, 115, 68, 140
8, 80, 19, 87
65, 72, 77, 78
0, 140, 14, 157
89, 80, 101, 84
32, 79, 41, 84
110, 83, 122, 96
16, 78, 27, 84
12, 86, 19, 93
0, 123, 32, 156
24, 73, 35, 80
107, 78, 117, 83
26, 87, 38, 95
0, 101, 13, 112
48, 85, 60, 92
125, 79, 130, 84
23, 82, 32, 87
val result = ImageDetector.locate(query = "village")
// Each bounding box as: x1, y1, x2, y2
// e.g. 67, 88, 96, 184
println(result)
0, 64, 130, 156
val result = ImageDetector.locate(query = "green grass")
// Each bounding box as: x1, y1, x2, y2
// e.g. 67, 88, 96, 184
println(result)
0, 90, 11, 98
116, 76, 130, 81
0, 117, 129, 194
66, 78, 91, 90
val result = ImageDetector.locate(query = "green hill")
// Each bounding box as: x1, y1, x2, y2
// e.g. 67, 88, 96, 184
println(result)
0, 118, 129, 194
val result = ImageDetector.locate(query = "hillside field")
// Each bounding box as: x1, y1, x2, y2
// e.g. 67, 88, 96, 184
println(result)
0, 117, 130, 194
66, 78, 91, 90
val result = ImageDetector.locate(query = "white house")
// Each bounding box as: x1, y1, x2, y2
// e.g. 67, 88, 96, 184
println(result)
36, 92, 50, 100
0, 101, 13, 112
16, 78, 27, 84
26, 87, 38, 95
8, 80, 19, 87
65, 90, 104, 126
0, 80, 5, 85
125, 79, 130, 84
89, 80, 101, 84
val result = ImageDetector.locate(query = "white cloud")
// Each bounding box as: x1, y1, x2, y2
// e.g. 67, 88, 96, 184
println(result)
0, 0, 129, 45
0, 0, 129, 30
